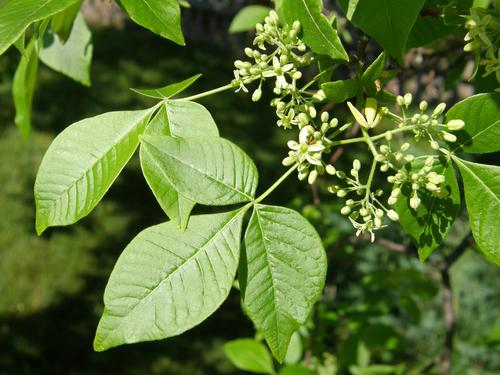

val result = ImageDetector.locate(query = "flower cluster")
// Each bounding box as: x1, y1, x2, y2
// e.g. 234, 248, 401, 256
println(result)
232, 10, 321, 130
282, 112, 340, 184
396, 94, 465, 150
464, 7, 500, 83
328, 160, 399, 242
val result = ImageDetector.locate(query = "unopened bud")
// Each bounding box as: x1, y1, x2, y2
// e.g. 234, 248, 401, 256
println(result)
433, 103, 446, 116
442, 132, 457, 142
419, 101, 428, 112
447, 119, 465, 131
341, 206, 351, 215
326, 164, 336, 175
387, 210, 399, 221
308, 170, 318, 184
252, 87, 262, 102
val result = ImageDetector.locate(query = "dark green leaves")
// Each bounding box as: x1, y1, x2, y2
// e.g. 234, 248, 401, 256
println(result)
342, 0, 426, 64
229, 5, 271, 33
445, 93, 500, 154
282, 0, 348, 61
94, 209, 246, 351
35, 109, 152, 234
395, 157, 460, 261
140, 136, 259, 206
131, 74, 201, 99
0, 0, 80, 55
39, 12, 93, 86
224, 339, 275, 374
453, 158, 500, 265
321, 79, 359, 103
12, 37, 39, 139
240, 204, 327, 361
117, 0, 184, 45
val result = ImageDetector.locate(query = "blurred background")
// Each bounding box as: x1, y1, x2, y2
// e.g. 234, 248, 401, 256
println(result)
0, 1, 499, 374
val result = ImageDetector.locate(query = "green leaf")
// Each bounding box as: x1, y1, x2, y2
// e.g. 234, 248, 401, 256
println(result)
406, 16, 458, 50
94, 209, 246, 351
50, 0, 82, 42
116, 0, 184, 46
361, 52, 386, 85
39, 12, 92, 86
284, 332, 303, 365
12, 37, 39, 139
166, 100, 219, 138
395, 157, 461, 262
144, 104, 170, 136
35, 109, 152, 234
229, 5, 271, 34
282, 0, 348, 61
140, 136, 258, 206
140, 101, 218, 229
445, 93, 500, 154
131, 74, 202, 99
223, 338, 275, 374
0, 0, 80, 55
453, 158, 500, 265
342, 0, 426, 64
240, 204, 327, 361
321, 79, 359, 103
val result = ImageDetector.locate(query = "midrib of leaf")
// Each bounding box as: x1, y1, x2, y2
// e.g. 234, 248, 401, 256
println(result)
100, 209, 244, 342
453, 119, 500, 152
145, 140, 253, 201
40, 112, 149, 217
298, 0, 343, 56
455, 159, 499, 203
382, 0, 397, 51
253, 208, 282, 348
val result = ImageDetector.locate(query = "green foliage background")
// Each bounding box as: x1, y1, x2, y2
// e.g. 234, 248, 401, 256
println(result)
0, 17, 499, 375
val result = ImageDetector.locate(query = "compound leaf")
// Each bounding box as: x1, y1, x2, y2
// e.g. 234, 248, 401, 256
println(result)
240, 204, 327, 361
453, 158, 500, 265
117, 0, 184, 45
166, 100, 219, 138
282, 0, 348, 61
94, 209, 246, 351
229, 5, 271, 33
395, 157, 461, 262
35, 109, 152, 234
446, 93, 500, 154
140, 136, 258, 206
39, 12, 93, 86
0, 0, 80, 55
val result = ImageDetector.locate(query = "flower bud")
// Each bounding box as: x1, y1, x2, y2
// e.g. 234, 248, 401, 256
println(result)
326, 164, 336, 175
447, 119, 465, 131
329, 118, 339, 128
313, 90, 326, 101
430, 140, 440, 150
321, 112, 329, 123
337, 189, 347, 198
387, 210, 399, 221
282, 156, 295, 166
292, 71, 302, 80
385, 132, 393, 141
396, 96, 405, 106
433, 103, 446, 116
404, 93, 413, 106
388, 196, 398, 205
252, 87, 262, 102
353, 159, 361, 170
308, 170, 318, 184
298, 113, 309, 126
400, 143, 410, 152
308, 106, 317, 118
419, 101, 428, 112
341, 206, 351, 215
410, 193, 421, 210
442, 132, 457, 143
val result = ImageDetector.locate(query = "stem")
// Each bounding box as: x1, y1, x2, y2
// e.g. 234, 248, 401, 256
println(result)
325, 125, 416, 149
364, 158, 377, 200
177, 83, 235, 101
255, 164, 299, 204
362, 128, 379, 157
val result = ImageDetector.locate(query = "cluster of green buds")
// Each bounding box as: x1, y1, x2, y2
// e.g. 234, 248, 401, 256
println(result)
386, 156, 448, 210
328, 159, 399, 242
232, 10, 322, 130
464, 7, 500, 83
282, 112, 341, 184
396, 94, 465, 150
